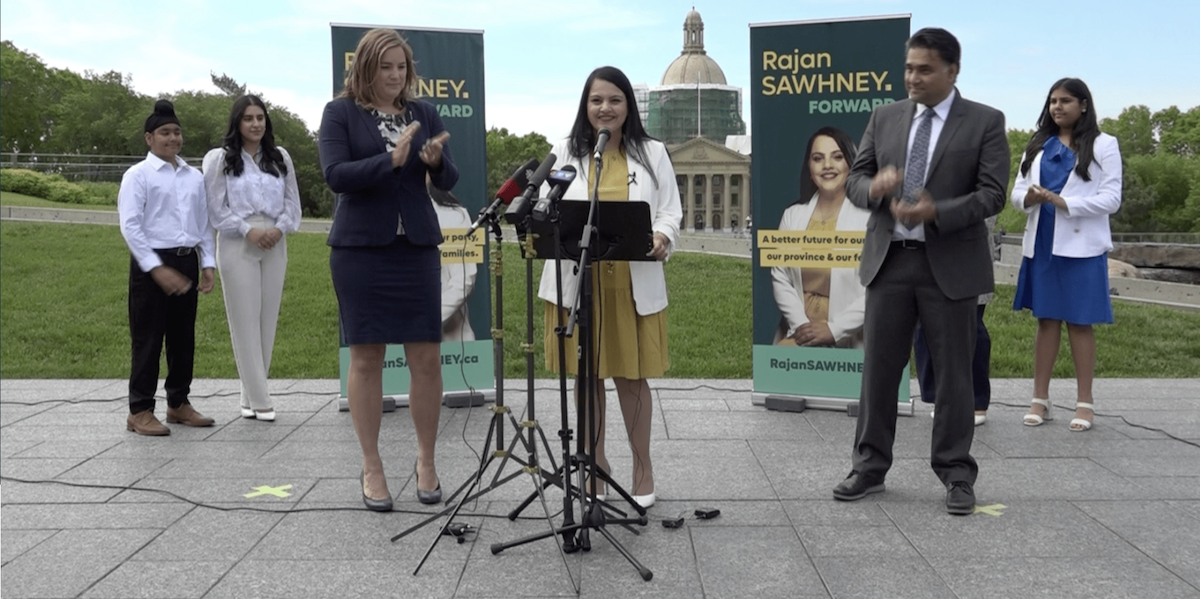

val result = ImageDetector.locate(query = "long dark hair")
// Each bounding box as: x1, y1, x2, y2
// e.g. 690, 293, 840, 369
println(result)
567, 66, 660, 188
427, 183, 463, 209
795, 126, 857, 205
221, 94, 288, 177
1020, 78, 1100, 181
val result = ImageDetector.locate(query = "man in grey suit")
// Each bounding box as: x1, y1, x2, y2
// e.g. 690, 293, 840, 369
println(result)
829, 28, 1008, 514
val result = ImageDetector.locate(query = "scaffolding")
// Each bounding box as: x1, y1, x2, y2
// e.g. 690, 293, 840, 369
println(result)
646, 85, 745, 146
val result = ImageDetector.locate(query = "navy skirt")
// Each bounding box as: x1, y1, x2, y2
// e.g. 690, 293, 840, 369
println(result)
331, 236, 442, 345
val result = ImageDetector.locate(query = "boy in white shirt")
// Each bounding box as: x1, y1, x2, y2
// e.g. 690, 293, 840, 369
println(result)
117, 99, 217, 435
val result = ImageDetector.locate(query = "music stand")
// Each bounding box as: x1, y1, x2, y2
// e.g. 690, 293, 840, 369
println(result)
528, 200, 654, 263
491, 196, 654, 582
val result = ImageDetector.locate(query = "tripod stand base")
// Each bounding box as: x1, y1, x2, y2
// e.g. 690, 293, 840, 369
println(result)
491, 501, 653, 581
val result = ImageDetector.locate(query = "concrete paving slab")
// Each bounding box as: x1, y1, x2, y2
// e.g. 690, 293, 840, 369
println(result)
663, 409, 825, 441
0, 404, 52, 427
1073, 500, 1200, 587
929, 555, 1200, 599
96, 439, 278, 460
2, 457, 89, 480
0, 529, 56, 565
9, 439, 123, 459
781, 499, 895, 527
813, 556, 955, 599
692, 526, 826, 598
0, 439, 42, 458
2, 503, 191, 530
795, 524, 917, 557
128, 508, 283, 562
80, 559, 235, 599
884, 500, 1142, 559
0, 529, 161, 598
203, 559, 464, 599
649, 440, 775, 501
1, 478, 125, 504
647, 499, 789, 527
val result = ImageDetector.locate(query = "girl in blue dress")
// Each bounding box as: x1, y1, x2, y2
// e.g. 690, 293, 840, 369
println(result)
1011, 78, 1123, 432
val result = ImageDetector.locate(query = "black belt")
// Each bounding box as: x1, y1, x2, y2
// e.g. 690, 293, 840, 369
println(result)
156, 246, 196, 256
890, 239, 925, 250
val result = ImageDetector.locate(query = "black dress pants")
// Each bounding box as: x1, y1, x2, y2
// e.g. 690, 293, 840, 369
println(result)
852, 244, 979, 486
128, 249, 199, 414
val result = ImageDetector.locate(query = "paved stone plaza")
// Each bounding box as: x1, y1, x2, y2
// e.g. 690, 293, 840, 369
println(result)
2, 378, 1199, 598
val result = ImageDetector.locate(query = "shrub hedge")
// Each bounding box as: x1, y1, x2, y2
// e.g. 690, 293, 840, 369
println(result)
0, 168, 118, 206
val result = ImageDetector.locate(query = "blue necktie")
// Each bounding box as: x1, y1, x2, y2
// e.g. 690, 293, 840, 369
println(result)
901, 108, 936, 229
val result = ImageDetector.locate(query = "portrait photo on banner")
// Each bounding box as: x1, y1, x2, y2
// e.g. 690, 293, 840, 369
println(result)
749, 15, 910, 403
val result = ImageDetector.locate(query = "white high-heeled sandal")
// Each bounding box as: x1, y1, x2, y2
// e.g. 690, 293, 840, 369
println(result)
1069, 402, 1094, 432
1023, 398, 1053, 426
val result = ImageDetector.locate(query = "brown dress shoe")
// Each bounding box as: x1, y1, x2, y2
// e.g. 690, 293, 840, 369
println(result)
166, 404, 215, 427
127, 411, 170, 436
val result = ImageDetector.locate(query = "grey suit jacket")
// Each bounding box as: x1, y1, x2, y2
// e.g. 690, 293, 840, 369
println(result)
846, 92, 1009, 300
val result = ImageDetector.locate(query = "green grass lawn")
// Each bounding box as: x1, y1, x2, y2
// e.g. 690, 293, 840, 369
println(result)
2, 220, 1198, 379
1, 191, 118, 211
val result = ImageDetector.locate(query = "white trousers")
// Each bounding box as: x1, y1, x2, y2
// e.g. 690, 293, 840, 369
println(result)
217, 215, 287, 410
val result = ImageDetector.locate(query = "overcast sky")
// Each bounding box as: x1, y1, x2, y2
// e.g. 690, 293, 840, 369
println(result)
3, 0, 1197, 143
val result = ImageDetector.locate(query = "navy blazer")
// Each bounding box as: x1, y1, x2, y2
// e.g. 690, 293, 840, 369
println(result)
319, 97, 458, 247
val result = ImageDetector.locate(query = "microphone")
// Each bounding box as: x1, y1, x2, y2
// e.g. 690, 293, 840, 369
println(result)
592, 128, 611, 159
532, 165, 577, 221
504, 152, 557, 225
465, 158, 538, 238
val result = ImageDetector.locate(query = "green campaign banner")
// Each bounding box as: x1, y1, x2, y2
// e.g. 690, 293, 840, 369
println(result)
749, 16, 910, 410
330, 24, 491, 406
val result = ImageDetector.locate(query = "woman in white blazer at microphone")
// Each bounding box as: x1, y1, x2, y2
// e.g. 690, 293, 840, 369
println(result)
771, 126, 868, 348
537, 66, 682, 508
1011, 78, 1122, 432
203, 94, 301, 422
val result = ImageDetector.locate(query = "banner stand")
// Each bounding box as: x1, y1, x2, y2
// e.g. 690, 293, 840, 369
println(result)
337, 389, 493, 412
749, 15, 912, 413
753, 393, 914, 417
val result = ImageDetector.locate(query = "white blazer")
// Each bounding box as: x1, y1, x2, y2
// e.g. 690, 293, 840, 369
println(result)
537, 139, 683, 316
1011, 133, 1122, 259
434, 202, 477, 342
770, 195, 869, 347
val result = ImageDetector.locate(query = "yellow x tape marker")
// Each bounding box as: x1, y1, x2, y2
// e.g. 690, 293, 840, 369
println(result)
245, 484, 292, 498
973, 503, 1006, 517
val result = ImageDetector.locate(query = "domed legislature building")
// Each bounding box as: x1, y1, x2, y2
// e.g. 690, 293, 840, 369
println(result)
646, 9, 750, 232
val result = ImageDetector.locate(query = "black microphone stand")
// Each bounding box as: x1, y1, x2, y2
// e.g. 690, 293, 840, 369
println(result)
394, 202, 569, 585
490, 150, 652, 582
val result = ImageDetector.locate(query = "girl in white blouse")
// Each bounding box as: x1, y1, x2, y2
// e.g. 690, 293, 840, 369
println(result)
203, 95, 301, 421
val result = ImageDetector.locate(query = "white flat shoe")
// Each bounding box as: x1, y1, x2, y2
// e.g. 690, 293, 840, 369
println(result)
974, 413, 987, 426
1069, 402, 1093, 432
242, 407, 275, 421
632, 493, 655, 508
1023, 398, 1053, 426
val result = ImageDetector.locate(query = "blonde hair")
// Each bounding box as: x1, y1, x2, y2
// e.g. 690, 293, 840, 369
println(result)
341, 28, 417, 109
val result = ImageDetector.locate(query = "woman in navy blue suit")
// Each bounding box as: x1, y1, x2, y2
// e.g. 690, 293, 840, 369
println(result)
319, 28, 457, 511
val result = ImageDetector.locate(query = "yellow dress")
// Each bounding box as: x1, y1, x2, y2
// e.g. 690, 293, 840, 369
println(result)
544, 149, 669, 378
800, 215, 836, 325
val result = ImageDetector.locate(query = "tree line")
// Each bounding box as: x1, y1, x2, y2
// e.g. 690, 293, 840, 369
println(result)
0, 41, 552, 220
2, 41, 1195, 230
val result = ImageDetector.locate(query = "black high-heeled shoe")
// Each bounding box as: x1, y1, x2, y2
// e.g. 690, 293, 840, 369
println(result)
360, 470, 393, 512
415, 466, 441, 505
